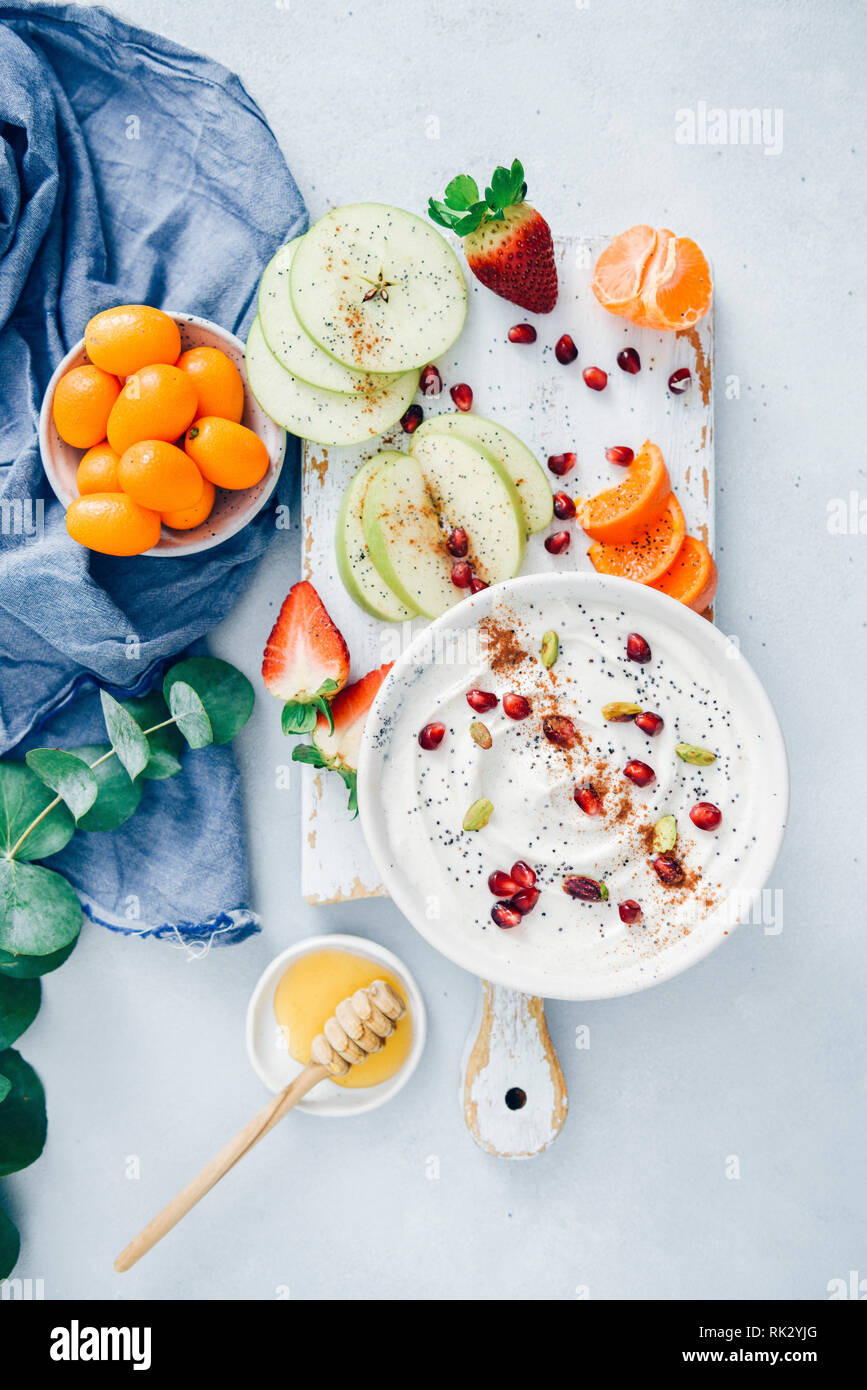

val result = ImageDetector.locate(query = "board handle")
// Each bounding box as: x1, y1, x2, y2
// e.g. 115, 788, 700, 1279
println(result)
460, 982, 567, 1158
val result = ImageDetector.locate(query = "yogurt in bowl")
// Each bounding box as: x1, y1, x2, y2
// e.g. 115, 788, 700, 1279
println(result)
358, 572, 787, 1000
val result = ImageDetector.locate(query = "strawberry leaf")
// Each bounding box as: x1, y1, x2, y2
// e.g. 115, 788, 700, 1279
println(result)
337, 768, 358, 818
311, 695, 334, 737
443, 174, 479, 210
454, 202, 489, 235
428, 198, 464, 231
291, 743, 329, 770
281, 703, 317, 736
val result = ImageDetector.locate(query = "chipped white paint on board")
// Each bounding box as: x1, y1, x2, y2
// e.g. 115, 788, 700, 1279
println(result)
301, 235, 713, 1156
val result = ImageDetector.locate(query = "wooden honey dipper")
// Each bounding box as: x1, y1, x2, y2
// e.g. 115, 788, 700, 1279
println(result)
114, 979, 406, 1272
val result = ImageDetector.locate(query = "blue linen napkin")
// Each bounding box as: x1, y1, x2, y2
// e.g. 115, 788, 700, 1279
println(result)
0, 2, 308, 944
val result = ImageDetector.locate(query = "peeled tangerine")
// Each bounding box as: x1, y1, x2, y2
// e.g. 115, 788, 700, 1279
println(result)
106, 364, 198, 455
66, 493, 161, 557
52, 365, 120, 449
650, 534, 717, 612
118, 440, 204, 512
592, 225, 712, 330
184, 416, 269, 489
588, 494, 686, 585
84, 305, 181, 377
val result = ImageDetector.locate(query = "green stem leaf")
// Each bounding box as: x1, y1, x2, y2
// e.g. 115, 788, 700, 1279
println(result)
167, 681, 213, 749
25, 749, 98, 822
99, 691, 150, 782
0, 975, 40, 1049
0, 1047, 47, 1177
0, 859, 82, 960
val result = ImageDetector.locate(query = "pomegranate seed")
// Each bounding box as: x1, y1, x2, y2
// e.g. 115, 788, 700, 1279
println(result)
508, 887, 540, 915
450, 382, 473, 411
418, 722, 445, 750
583, 366, 607, 391
553, 492, 576, 519
634, 711, 664, 737
466, 688, 498, 712
470, 576, 489, 593
489, 870, 519, 897
419, 364, 442, 396
618, 899, 642, 924
543, 715, 576, 748
563, 875, 608, 902
510, 861, 537, 888
653, 855, 684, 886
626, 631, 652, 664
554, 334, 578, 364
400, 403, 423, 433
573, 784, 602, 816
668, 367, 692, 394
690, 801, 722, 831
605, 445, 634, 466
446, 527, 469, 557
547, 451, 576, 476
624, 759, 655, 787
617, 347, 641, 374
502, 692, 531, 720
451, 560, 472, 588
508, 323, 537, 344
491, 903, 522, 929
545, 530, 571, 555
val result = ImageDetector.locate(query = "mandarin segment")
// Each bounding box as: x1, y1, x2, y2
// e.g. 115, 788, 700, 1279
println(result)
587, 494, 686, 584
592, 225, 713, 329
52, 365, 121, 448
650, 534, 718, 612
579, 441, 671, 544
76, 442, 120, 495
184, 416, 269, 489
106, 363, 198, 455
176, 346, 244, 423
66, 492, 162, 556
641, 236, 713, 330
591, 225, 657, 312
161, 477, 216, 531
84, 305, 181, 376
118, 439, 204, 512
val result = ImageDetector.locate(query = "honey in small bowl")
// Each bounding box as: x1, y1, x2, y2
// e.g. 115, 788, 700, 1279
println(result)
273, 948, 413, 1088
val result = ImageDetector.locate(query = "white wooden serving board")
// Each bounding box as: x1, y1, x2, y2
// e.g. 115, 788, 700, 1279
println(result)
301, 235, 714, 905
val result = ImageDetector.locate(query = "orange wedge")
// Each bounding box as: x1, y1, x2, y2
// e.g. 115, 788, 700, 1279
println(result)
579, 440, 670, 544
591, 225, 657, 312
640, 236, 713, 331
649, 534, 717, 612
588, 494, 686, 585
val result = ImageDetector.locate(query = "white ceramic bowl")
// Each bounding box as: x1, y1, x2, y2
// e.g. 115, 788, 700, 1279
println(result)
358, 572, 789, 1001
39, 311, 286, 557
245, 933, 426, 1117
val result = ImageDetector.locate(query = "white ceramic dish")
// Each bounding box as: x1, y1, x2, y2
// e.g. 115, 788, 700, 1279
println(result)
358, 572, 788, 1001
245, 933, 426, 1116
39, 311, 286, 557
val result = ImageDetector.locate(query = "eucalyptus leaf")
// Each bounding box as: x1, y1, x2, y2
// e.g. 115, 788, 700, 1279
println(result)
99, 691, 149, 782
0, 762, 75, 863
0, 937, 78, 979
281, 702, 317, 736
0, 860, 82, 960
0, 1203, 20, 1279
0, 1048, 47, 1177
0, 1202, 20, 1279
163, 657, 254, 745
0, 1076, 9, 1104
122, 691, 184, 780
70, 745, 142, 832
25, 749, 98, 822
167, 681, 213, 749
0, 976, 40, 1049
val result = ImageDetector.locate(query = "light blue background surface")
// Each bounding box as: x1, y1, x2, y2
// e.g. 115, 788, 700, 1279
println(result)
7, 0, 865, 1300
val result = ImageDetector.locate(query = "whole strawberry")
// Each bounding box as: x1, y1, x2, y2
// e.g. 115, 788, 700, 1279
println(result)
429, 159, 558, 313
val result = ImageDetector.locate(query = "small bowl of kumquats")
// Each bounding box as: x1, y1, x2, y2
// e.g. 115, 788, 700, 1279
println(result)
39, 305, 286, 557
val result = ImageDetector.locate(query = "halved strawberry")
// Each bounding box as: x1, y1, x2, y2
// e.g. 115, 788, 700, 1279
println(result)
429, 159, 558, 314
292, 661, 392, 815
261, 580, 350, 736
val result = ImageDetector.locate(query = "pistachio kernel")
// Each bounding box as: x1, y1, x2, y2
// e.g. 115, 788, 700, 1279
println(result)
541, 630, 559, 668
469, 721, 492, 750
675, 743, 717, 766
462, 797, 494, 831
652, 814, 678, 855
602, 701, 642, 722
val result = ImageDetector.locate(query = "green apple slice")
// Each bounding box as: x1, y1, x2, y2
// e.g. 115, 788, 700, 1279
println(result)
409, 433, 525, 583
414, 413, 553, 533
290, 203, 467, 373
245, 317, 419, 446
363, 455, 458, 619
336, 454, 417, 623
259, 239, 398, 394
